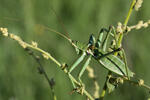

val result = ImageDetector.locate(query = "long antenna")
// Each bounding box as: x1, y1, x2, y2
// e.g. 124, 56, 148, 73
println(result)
49, 5, 70, 39
41, 24, 86, 54
47, 5, 93, 55
41, 25, 71, 42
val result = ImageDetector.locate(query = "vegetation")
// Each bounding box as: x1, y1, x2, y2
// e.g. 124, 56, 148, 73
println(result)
0, 0, 150, 100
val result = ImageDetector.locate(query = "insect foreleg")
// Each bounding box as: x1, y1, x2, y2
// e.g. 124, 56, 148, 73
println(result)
95, 28, 108, 49
96, 26, 114, 52
101, 26, 114, 51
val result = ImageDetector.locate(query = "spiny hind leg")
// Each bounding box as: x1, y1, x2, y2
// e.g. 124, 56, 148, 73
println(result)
68, 52, 86, 89
118, 48, 130, 79
110, 26, 130, 79
77, 55, 92, 94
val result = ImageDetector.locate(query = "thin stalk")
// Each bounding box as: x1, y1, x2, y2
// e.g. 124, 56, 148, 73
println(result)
124, 0, 136, 27
99, 71, 112, 100
25, 43, 61, 67
116, 0, 136, 50
25, 48, 57, 100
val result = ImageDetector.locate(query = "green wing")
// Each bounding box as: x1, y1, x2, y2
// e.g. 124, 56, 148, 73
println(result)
95, 50, 134, 77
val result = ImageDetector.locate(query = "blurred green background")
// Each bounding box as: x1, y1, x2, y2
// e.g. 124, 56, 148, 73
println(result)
0, 0, 150, 100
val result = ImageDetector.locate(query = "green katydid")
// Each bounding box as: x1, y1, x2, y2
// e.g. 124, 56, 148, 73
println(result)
45, 25, 134, 91
47, 5, 134, 91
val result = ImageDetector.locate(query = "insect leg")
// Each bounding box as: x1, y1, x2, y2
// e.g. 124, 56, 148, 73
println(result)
96, 26, 114, 51
69, 52, 86, 73
110, 27, 130, 78
95, 28, 108, 49
78, 55, 92, 83
68, 52, 86, 88
118, 48, 130, 79
101, 26, 113, 51
78, 55, 92, 94
111, 26, 118, 46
